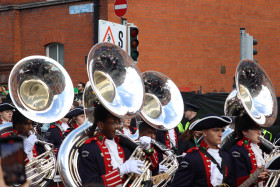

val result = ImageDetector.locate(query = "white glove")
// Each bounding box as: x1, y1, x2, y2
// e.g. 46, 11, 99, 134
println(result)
61, 123, 69, 132
182, 152, 187, 157
24, 134, 37, 155
139, 136, 152, 150
118, 159, 145, 176
159, 164, 168, 173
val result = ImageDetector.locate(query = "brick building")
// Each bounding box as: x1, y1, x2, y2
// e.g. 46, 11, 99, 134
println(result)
0, 0, 280, 96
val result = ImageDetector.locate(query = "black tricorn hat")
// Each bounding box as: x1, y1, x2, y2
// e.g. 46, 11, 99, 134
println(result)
184, 102, 200, 112
0, 103, 15, 112
189, 114, 232, 131
65, 106, 84, 118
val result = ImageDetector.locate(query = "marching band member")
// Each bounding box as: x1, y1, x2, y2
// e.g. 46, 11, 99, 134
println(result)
178, 128, 203, 155
120, 118, 137, 136
78, 104, 158, 186
63, 106, 85, 138
156, 127, 179, 150
45, 117, 69, 156
3, 110, 44, 162
0, 103, 14, 125
170, 114, 235, 187
137, 121, 164, 175
230, 114, 268, 186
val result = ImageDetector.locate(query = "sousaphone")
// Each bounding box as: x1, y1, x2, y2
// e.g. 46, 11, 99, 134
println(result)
7, 55, 74, 187
57, 43, 145, 187
222, 59, 278, 148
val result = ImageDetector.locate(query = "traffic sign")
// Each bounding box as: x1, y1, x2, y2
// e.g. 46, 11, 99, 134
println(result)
98, 20, 127, 51
114, 0, 127, 17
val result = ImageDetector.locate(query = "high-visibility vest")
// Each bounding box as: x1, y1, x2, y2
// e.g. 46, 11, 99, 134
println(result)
262, 129, 272, 141
177, 122, 190, 133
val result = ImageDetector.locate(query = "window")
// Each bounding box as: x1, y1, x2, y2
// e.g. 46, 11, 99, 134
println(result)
46, 43, 64, 66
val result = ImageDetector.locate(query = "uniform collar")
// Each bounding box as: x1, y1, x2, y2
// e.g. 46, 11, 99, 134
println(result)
237, 137, 251, 147
199, 140, 219, 150
12, 129, 19, 136
56, 120, 62, 125
96, 132, 120, 145
73, 123, 79, 129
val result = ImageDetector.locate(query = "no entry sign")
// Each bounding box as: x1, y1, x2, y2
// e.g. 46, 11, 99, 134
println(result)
114, 0, 127, 17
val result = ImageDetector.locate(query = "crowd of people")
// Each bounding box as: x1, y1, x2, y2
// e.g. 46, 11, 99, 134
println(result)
0, 80, 279, 187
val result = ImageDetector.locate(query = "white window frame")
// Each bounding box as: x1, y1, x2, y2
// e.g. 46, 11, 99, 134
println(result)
46, 43, 64, 66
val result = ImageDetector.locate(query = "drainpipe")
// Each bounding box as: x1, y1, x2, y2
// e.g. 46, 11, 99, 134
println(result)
93, 0, 99, 44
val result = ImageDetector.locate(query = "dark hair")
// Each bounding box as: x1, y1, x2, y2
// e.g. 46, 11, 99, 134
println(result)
93, 104, 112, 125
12, 110, 28, 127
72, 100, 79, 107
138, 121, 154, 134
78, 82, 85, 88
234, 114, 260, 138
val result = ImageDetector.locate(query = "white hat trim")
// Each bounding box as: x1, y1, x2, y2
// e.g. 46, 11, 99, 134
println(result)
189, 115, 232, 130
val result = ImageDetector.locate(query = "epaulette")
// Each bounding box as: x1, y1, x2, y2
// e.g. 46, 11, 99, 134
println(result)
237, 138, 249, 147
187, 147, 199, 154
50, 125, 57, 129
84, 136, 98, 144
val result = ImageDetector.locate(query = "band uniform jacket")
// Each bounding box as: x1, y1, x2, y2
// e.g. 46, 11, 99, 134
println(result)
63, 123, 79, 138
120, 126, 137, 135
156, 127, 179, 149
78, 133, 159, 187
45, 121, 67, 156
230, 138, 266, 186
1, 129, 45, 163
170, 140, 235, 187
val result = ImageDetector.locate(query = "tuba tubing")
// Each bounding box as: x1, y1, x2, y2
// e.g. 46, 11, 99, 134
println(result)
57, 120, 93, 187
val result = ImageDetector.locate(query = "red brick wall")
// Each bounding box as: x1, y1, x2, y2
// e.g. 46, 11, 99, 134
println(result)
0, 1, 95, 86
0, 11, 14, 63
106, 0, 280, 95
0, 0, 45, 6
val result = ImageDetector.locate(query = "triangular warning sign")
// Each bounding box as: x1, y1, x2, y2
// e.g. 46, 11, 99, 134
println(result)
102, 26, 115, 44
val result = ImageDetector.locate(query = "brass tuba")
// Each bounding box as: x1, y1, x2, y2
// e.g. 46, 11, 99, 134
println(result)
222, 59, 278, 148
224, 59, 277, 127
8, 55, 74, 187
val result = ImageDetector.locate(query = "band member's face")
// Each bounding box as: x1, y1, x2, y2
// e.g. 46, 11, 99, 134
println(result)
60, 117, 69, 124
74, 114, 85, 126
193, 131, 202, 138
139, 128, 156, 140
202, 127, 224, 147
77, 84, 84, 91
98, 114, 121, 140
121, 119, 131, 127
17, 120, 34, 137
1, 110, 13, 122
242, 129, 262, 144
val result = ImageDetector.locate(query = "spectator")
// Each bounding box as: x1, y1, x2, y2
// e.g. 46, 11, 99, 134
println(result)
75, 82, 85, 102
